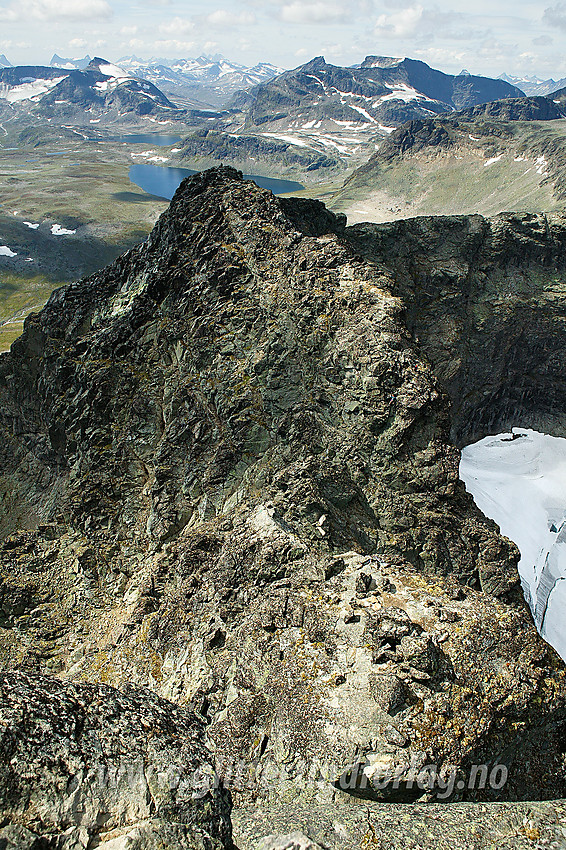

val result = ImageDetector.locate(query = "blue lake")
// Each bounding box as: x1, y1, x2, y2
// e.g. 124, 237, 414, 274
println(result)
129, 164, 304, 200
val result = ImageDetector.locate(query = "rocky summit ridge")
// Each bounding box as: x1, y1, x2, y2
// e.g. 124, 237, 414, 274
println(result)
1, 168, 566, 848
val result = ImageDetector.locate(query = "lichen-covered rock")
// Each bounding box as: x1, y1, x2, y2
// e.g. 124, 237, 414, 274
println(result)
255, 833, 322, 850
0, 671, 232, 849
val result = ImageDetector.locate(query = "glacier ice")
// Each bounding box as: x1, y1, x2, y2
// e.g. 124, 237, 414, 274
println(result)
460, 428, 566, 662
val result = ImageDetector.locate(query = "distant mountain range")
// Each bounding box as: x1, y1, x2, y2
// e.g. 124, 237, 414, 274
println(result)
0, 57, 181, 121
499, 72, 566, 97
116, 54, 284, 108
50, 54, 93, 71
232, 55, 525, 133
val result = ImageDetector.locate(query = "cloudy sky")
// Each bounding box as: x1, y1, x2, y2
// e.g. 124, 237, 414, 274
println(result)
0, 0, 565, 81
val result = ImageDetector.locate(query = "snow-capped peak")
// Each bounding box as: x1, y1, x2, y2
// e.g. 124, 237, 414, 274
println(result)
98, 62, 131, 80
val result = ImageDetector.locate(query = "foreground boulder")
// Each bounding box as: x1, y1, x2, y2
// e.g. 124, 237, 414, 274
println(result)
0, 671, 232, 849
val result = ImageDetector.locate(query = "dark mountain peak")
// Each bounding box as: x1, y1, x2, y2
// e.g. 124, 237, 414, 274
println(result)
301, 55, 327, 70
237, 54, 526, 130
547, 85, 566, 103
88, 56, 115, 70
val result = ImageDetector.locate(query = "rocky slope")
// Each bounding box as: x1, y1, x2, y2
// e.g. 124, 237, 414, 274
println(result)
0, 671, 233, 849
452, 94, 566, 122
332, 112, 566, 222
174, 129, 341, 178
0, 168, 566, 847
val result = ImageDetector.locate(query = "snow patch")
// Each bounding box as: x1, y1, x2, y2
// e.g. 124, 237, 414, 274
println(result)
536, 155, 548, 175
344, 104, 374, 123
0, 245, 17, 257
98, 62, 130, 80
379, 83, 420, 103
51, 224, 76, 236
261, 133, 309, 148
460, 429, 566, 661
23, 221, 39, 230
484, 154, 503, 167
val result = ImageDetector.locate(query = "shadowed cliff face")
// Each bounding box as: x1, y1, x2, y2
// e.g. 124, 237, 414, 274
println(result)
349, 212, 566, 446
0, 169, 566, 821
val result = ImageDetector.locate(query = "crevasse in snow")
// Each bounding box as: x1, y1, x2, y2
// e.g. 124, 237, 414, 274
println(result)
460, 429, 566, 661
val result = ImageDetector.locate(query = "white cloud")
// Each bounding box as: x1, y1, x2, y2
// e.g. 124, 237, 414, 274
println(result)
0, 0, 112, 21
543, 2, 566, 30
413, 46, 468, 65
374, 3, 426, 36
0, 39, 30, 48
69, 38, 87, 48
279, 1, 348, 23
373, 4, 487, 42
205, 9, 256, 27
153, 39, 197, 53
158, 16, 195, 36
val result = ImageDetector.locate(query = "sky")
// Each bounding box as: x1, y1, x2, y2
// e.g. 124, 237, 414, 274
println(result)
0, 0, 565, 81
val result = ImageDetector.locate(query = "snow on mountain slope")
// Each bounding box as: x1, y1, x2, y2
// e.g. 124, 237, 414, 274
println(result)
460, 428, 566, 661
0, 75, 66, 103
0, 59, 178, 118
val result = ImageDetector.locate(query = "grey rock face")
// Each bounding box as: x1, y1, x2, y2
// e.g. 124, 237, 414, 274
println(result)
0, 671, 232, 849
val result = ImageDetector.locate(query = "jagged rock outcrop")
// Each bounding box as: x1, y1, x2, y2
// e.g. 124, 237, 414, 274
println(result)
0, 671, 232, 849
453, 95, 566, 121
0, 169, 566, 845
0, 167, 516, 587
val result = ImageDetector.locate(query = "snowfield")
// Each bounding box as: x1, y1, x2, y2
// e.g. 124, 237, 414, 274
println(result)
460, 429, 566, 661
51, 224, 76, 236
0, 76, 66, 103
0, 245, 17, 257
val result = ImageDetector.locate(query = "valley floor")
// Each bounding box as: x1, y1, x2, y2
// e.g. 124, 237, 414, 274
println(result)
0, 123, 173, 350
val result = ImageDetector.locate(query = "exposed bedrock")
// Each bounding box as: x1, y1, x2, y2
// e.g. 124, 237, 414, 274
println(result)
0, 169, 564, 824
0, 671, 233, 849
